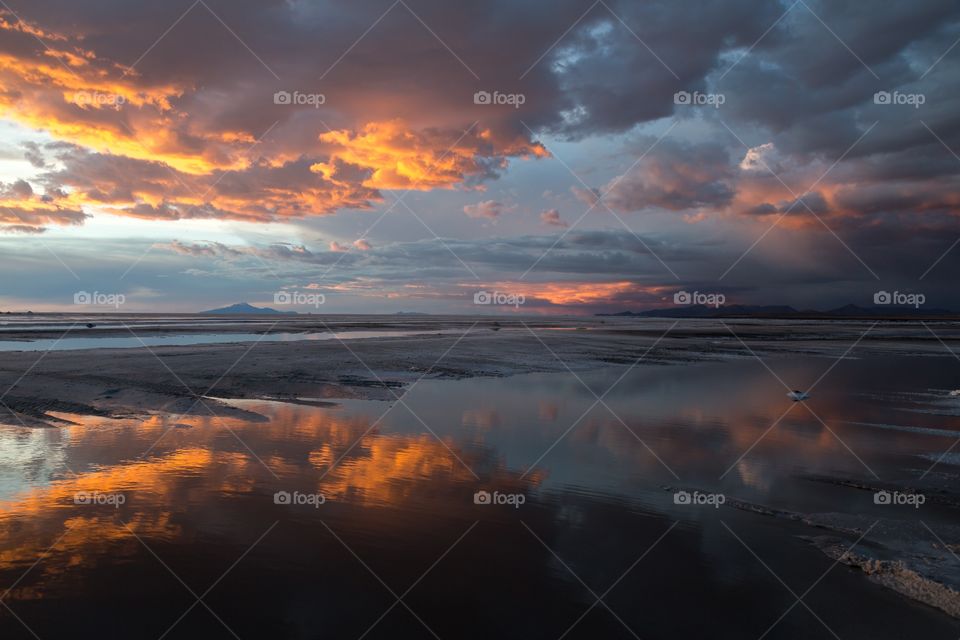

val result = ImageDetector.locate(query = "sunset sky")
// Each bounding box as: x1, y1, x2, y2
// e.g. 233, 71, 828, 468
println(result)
1, 0, 958, 313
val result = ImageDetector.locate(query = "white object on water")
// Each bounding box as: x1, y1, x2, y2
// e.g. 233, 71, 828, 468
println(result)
787, 390, 810, 401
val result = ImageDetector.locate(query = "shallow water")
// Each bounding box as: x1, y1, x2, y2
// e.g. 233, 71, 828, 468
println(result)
0, 328, 463, 352
1, 354, 959, 638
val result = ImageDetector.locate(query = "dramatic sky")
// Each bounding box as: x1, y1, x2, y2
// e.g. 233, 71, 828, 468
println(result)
1, 0, 959, 314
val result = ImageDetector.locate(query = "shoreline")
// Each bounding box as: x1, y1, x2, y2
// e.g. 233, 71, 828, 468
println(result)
2, 316, 959, 429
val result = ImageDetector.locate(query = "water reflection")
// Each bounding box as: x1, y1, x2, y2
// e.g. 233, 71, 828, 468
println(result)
0, 328, 466, 352
0, 355, 958, 638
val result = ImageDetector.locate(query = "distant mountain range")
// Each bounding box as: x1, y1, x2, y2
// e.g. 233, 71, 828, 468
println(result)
599, 304, 958, 319
200, 302, 296, 315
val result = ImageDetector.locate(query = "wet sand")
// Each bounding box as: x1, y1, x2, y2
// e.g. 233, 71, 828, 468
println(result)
1, 314, 958, 429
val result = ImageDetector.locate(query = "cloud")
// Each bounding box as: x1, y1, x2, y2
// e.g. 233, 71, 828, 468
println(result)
571, 186, 601, 208
313, 121, 546, 191
743, 202, 778, 217
600, 140, 737, 213
539, 208, 568, 228
164, 240, 355, 266
0, 178, 87, 232
353, 239, 372, 251
739, 143, 777, 172
0, 6, 551, 229
466, 280, 642, 306
779, 191, 830, 215
2, 0, 958, 235
464, 200, 510, 220
21, 141, 46, 168
166, 240, 245, 259
32, 145, 379, 222
0, 0, 885, 231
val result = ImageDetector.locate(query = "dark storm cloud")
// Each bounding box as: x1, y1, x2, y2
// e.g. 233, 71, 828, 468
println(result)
544, 0, 783, 136
715, 1, 960, 165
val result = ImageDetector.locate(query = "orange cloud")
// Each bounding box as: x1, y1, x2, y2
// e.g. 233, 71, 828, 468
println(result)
313, 120, 547, 191
0, 179, 87, 232
469, 281, 644, 305
0, 16, 206, 170
0, 13, 550, 230
0, 13, 70, 42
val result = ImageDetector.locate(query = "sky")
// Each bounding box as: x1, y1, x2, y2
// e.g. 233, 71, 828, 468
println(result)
0, 0, 959, 314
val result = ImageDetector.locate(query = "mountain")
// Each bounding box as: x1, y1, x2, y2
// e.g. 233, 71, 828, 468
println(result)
824, 304, 956, 317
598, 304, 957, 319
200, 302, 296, 315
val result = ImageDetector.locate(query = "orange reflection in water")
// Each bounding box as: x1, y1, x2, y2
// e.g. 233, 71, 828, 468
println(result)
1, 365, 916, 606
0, 399, 539, 595
312, 434, 469, 505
